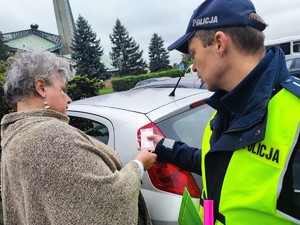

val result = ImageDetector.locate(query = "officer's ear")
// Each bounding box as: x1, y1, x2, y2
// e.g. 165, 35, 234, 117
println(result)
214, 31, 229, 56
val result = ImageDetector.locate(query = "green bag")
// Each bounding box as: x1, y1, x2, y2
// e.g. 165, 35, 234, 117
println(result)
178, 188, 203, 225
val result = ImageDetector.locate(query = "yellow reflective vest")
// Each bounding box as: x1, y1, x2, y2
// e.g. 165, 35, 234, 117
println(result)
200, 88, 300, 224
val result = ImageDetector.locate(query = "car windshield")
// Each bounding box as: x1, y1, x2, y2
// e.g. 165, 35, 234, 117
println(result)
156, 103, 214, 149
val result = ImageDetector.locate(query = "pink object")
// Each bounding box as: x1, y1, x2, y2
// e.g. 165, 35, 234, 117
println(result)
204, 200, 214, 225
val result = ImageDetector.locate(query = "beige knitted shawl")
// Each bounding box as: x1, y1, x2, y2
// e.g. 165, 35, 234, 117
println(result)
1, 109, 152, 225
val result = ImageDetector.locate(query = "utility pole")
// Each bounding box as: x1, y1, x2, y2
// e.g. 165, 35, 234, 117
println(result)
52, 0, 75, 55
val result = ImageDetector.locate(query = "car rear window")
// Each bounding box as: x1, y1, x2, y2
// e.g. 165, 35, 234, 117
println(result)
156, 104, 214, 149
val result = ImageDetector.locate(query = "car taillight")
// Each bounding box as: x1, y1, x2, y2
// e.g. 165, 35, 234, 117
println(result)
137, 122, 201, 198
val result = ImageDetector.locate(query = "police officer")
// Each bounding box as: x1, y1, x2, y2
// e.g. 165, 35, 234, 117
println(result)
147, 0, 300, 224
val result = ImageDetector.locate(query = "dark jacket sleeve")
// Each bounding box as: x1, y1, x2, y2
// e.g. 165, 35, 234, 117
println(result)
155, 138, 201, 175
293, 136, 300, 212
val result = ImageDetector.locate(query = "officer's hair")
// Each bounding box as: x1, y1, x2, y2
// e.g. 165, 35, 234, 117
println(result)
194, 13, 267, 55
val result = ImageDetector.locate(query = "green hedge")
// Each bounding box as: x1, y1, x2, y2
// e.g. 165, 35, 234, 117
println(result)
67, 75, 105, 101
111, 68, 184, 92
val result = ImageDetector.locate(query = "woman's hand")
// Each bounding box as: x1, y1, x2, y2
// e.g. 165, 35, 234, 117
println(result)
135, 150, 157, 171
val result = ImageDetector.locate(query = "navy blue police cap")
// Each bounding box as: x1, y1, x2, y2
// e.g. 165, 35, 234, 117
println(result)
168, 0, 267, 54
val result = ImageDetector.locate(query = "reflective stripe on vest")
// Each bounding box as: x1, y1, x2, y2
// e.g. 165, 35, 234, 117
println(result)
200, 89, 300, 225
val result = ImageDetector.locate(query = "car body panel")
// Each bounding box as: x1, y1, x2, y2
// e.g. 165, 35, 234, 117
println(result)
132, 76, 205, 90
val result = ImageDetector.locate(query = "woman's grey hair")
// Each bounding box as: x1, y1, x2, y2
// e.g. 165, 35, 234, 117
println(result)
4, 51, 74, 109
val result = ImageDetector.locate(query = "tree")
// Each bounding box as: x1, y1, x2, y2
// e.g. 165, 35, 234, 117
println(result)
181, 53, 194, 69
0, 32, 10, 61
71, 15, 107, 80
109, 19, 146, 76
148, 33, 170, 72
0, 61, 12, 119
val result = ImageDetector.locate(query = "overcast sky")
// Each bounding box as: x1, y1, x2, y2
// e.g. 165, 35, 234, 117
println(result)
1, 0, 300, 64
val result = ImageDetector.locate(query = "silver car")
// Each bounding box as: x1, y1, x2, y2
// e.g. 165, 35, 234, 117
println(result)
67, 87, 214, 225
132, 76, 206, 90
286, 54, 300, 78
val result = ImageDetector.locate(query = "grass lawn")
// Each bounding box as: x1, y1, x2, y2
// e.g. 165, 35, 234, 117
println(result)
99, 88, 115, 95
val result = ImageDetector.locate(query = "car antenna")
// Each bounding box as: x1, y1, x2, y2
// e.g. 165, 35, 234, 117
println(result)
169, 76, 182, 96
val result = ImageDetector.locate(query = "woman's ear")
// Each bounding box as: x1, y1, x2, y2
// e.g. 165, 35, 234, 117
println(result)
35, 79, 47, 98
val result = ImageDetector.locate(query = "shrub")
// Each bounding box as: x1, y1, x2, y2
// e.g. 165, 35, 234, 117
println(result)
111, 68, 184, 92
67, 75, 105, 101
0, 61, 12, 118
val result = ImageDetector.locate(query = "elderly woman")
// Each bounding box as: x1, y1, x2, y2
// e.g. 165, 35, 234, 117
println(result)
1, 51, 156, 225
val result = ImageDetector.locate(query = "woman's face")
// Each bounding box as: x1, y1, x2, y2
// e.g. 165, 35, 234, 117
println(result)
44, 76, 72, 115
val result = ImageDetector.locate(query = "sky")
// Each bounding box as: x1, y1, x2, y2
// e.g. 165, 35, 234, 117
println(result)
0, 0, 300, 65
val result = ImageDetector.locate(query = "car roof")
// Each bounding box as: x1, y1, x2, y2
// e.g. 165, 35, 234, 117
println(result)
132, 76, 206, 90
289, 69, 300, 77
69, 88, 212, 114
285, 54, 300, 60
134, 77, 172, 87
